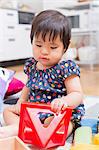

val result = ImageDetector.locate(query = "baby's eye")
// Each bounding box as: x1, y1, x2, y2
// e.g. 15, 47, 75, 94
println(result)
51, 47, 57, 49
36, 44, 42, 47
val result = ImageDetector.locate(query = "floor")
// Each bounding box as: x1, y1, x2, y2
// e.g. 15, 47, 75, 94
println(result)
80, 67, 99, 96
7, 64, 99, 96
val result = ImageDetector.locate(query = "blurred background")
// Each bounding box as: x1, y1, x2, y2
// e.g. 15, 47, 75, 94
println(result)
0, 0, 99, 96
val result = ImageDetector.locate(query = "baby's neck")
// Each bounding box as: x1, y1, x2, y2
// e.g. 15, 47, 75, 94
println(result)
36, 62, 53, 70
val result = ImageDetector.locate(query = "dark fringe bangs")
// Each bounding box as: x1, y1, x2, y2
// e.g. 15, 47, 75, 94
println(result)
34, 22, 63, 42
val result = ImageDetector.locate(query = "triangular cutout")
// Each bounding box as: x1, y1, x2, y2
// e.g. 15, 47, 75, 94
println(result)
43, 115, 54, 128
37, 112, 54, 125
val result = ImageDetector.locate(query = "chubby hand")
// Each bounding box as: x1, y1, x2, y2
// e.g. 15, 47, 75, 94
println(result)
51, 98, 68, 114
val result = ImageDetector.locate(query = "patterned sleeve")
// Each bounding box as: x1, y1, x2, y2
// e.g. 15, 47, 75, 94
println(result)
59, 60, 80, 80
24, 57, 35, 76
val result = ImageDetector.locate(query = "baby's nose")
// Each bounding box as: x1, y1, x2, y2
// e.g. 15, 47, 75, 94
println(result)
41, 48, 49, 54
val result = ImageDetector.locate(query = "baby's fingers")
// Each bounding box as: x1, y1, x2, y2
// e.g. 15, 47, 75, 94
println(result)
51, 100, 59, 113
56, 102, 64, 114
61, 103, 68, 111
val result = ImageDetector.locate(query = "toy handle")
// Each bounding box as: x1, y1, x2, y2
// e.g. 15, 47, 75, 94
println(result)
21, 102, 72, 113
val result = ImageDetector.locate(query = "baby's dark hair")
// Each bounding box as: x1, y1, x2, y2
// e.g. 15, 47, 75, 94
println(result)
30, 10, 71, 50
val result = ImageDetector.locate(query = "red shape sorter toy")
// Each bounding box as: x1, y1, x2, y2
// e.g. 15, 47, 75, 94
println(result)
18, 102, 72, 149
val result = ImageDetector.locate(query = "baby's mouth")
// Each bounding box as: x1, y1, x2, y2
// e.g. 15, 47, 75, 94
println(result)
39, 57, 49, 61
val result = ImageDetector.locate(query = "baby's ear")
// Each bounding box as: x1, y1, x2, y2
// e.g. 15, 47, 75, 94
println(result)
63, 49, 67, 53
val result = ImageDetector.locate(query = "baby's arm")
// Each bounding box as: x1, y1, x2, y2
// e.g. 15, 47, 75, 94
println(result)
3, 85, 29, 126
14, 85, 30, 114
63, 75, 83, 107
1, 85, 30, 138
51, 75, 83, 114
17, 85, 29, 104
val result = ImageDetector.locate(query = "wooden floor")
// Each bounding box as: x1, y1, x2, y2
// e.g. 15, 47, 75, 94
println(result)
80, 67, 99, 96
7, 65, 99, 96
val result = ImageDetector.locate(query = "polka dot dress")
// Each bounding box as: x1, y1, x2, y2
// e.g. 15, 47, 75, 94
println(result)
24, 57, 85, 123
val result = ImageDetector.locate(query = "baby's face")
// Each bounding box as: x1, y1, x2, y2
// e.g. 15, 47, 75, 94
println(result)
32, 33, 65, 69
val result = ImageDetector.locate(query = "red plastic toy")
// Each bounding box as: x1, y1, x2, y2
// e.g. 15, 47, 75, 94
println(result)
18, 102, 72, 149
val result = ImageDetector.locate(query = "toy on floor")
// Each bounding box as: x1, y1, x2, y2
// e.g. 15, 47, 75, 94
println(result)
81, 118, 98, 134
93, 133, 99, 145
71, 128, 99, 150
18, 102, 72, 149
97, 116, 99, 133
74, 126, 92, 144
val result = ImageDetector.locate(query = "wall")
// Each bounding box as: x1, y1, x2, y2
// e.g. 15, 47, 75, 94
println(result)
17, 0, 43, 12
43, 0, 77, 10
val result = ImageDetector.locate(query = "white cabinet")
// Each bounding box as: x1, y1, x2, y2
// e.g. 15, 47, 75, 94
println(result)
0, 36, 18, 61
0, 8, 32, 62
16, 25, 32, 59
58, 1, 99, 66
0, 8, 18, 61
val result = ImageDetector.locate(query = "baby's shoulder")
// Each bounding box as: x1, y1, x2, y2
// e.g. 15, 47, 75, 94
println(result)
24, 57, 36, 75
58, 59, 80, 79
25, 57, 36, 66
59, 59, 78, 68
